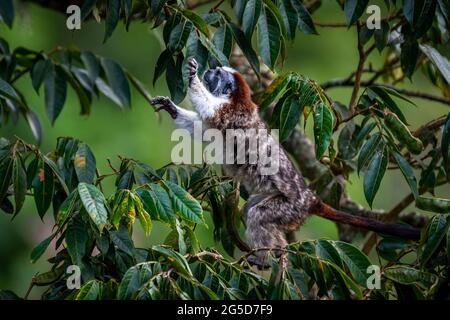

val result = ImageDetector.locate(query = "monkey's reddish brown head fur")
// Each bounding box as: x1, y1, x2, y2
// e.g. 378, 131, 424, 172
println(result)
207, 71, 259, 130
230, 72, 256, 110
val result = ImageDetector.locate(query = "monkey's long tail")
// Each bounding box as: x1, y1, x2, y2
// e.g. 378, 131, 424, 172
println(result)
314, 201, 421, 240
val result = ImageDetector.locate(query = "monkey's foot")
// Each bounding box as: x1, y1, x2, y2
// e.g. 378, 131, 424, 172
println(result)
149, 96, 178, 119
187, 57, 198, 83
246, 255, 271, 270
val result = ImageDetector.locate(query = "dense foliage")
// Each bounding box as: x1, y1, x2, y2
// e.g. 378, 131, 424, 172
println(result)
1, 0, 450, 300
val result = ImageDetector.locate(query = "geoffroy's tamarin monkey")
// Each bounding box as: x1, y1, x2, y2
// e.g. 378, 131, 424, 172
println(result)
150, 58, 419, 267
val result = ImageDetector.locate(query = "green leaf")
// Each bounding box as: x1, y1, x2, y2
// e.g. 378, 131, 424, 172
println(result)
291, 0, 317, 34
126, 71, 153, 105
333, 241, 371, 286
447, 224, 450, 264
212, 25, 233, 60
420, 44, 450, 85
403, 0, 437, 38
168, 20, 194, 53
384, 266, 439, 288
74, 143, 96, 184
25, 110, 42, 144
164, 181, 204, 225
198, 32, 229, 67
401, 37, 419, 78
56, 189, 78, 227
104, 0, 120, 43
110, 224, 135, 256
182, 10, 209, 36
31, 268, 64, 287
12, 154, 26, 215
358, 132, 382, 174
66, 218, 88, 266
76, 280, 100, 300
117, 262, 153, 299
0, 0, 14, 28
30, 233, 56, 263
369, 86, 408, 124
374, 20, 389, 52
359, 24, 374, 44
100, 57, 131, 108
32, 161, 54, 219
78, 182, 108, 231
416, 196, 450, 213
42, 156, 69, 195
166, 54, 186, 104
0, 156, 14, 203
81, 51, 100, 82
392, 150, 419, 198
441, 113, 450, 177
243, 0, 262, 38
260, 73, 292, 110
257, 5, 281, 69
153, 245, 193, 276
152, 50, 170, 86
0, 156, 12, 203
137, 185, 175, 225
232, 0, 246, 22
31, 59, 52, 93
363, 145, 388, 207
344, 0, 369, 26
316, 240, 344, 267
421, 214, 448, 266
0, 78, 20, 103
81, 0, 97, 20
150, 0, 168, 17
132, 193, 152, 236
228, 22, 260, 74
313, 103, 333, 159
273, 95, 301, 142
277, 0, 298, 40
370, 85, 416, 107
44, 63, 67, 125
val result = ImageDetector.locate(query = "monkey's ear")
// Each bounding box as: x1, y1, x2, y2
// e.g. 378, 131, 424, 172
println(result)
232, 72, 254, 107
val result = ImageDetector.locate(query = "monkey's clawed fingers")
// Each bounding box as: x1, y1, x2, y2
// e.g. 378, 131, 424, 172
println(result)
149, 96, 178, 119
187, 57, 198, 78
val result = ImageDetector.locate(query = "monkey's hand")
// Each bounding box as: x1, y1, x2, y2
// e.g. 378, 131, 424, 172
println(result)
149, 96, 178, 119
187, 57, 198, 85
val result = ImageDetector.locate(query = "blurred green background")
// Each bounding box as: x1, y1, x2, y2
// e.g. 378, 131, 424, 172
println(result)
0, 1, 448, 299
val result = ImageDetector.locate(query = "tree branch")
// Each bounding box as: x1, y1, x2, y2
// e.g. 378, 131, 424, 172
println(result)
322, 79, 450, 106
348, 24, 374, 114
186, 0, 223, 10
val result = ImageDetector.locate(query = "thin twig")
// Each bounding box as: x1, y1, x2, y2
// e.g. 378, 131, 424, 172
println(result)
107, 158, 119, 173
24, 279, 35, 300
349, 23, 368, 114
10, 46, 63, 84
185, 0, 217, 10
192, 251, 224, 260
334, 104, 378, 131
413, 116, 447, 137
95, 168, 104, 193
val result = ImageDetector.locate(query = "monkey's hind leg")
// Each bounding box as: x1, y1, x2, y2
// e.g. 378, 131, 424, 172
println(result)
242, 194, 300, 269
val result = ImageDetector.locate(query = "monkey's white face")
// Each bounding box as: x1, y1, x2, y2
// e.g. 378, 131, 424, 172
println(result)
203, 66, 237, 98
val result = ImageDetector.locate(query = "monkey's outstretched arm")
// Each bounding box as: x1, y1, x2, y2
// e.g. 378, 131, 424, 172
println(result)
149, 96, 200, 135
187, 58, 229, 119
